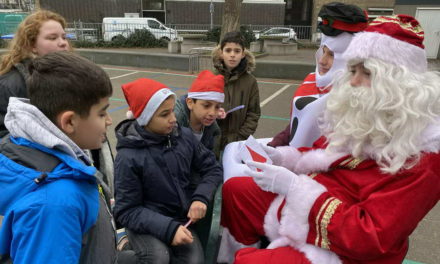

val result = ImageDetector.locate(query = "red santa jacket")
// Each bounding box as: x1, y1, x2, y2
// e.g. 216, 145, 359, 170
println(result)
264, 136, 440, 264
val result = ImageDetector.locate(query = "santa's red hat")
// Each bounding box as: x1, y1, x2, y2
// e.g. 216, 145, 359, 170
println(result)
121, 78, 175, 126
343, 14, 427, 73
188, 70, 224, 103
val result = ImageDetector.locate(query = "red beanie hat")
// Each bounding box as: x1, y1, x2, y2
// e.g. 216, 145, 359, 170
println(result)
343, 15, 427, 73
188, 70, 225, 103
121, 78, 175, 126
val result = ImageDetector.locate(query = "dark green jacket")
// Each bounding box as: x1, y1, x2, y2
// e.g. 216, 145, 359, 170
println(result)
212, 47, 261, 151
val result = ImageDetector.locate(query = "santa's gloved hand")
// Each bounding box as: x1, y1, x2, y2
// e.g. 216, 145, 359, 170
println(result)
261, 144, 302, 171
245, 161, 297, 195
261, 144, 283, 166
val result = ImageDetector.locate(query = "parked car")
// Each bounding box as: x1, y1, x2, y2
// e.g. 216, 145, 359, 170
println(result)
102, 17, 178, 42
255, 27, 297, 41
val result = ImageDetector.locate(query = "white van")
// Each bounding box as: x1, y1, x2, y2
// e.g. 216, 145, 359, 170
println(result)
102, 17, 178, 42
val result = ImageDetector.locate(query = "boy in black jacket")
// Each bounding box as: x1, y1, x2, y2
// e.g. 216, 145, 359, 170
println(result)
113, 78, 223, 264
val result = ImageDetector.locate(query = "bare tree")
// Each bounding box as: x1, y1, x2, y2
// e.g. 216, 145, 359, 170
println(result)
220, 0, 243, 40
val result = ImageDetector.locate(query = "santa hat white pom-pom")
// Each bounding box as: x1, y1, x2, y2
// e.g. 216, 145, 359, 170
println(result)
126, 110, 135, 119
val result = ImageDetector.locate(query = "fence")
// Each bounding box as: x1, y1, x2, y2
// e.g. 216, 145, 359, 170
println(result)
188, 47, 215, 73
64, 22, 313, 43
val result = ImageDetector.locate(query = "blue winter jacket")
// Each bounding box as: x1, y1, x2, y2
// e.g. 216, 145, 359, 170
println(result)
113, 119, 223, 244
0, 137, 99, 263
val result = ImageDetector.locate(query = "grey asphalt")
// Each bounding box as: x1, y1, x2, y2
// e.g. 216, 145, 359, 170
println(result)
101, 47, 439, 263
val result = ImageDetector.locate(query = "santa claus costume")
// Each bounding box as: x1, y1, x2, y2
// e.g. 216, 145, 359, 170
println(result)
221, 3, 368, 182
220, 14, 440, 264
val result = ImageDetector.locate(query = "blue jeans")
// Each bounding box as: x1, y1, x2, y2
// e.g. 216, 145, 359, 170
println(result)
127, 229, 204, 264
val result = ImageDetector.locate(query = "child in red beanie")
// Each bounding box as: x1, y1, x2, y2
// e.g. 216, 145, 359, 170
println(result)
174, 70, 224, 153
113, 78, 223, 263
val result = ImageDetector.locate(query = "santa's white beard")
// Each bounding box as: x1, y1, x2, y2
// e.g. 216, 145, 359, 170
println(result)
321, 80, 426, 173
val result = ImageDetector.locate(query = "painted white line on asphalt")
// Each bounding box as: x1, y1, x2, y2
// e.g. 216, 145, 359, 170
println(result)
110, 71, 140, 80
260, 84, 291, 107
102, 66, 301, 86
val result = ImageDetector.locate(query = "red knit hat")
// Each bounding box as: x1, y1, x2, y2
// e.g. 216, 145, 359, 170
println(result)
121, 78, 175, 126
343, 14, 427, 73
188, 70, 225, 103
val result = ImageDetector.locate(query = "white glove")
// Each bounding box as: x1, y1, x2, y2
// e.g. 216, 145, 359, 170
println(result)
245, 160, 297, 195
261, 144, 302, 171
261, 144, 283, 166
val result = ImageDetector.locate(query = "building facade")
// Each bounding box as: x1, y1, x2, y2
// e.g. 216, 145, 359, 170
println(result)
41, 0, 285, 25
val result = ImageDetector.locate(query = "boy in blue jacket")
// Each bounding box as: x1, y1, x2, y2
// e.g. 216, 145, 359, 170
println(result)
114, 78, 223, 263
0, 52, 122, 263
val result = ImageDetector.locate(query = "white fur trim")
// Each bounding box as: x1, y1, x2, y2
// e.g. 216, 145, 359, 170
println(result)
263, 175, 342, 264
136, 88, 175, 126
126, 110, 134, 119
419, 118, 440, 153
263, 195, 284, 241
294, 149, 346, 175
278, 174, 327, 247
343, 31, 427, 73
298, 244, 342, 264
276, 146, 303, 172
188, 91, 224, 103
217, 227, 260, 264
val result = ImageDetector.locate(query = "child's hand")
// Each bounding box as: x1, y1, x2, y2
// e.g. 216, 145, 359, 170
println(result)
217, 107, 227, 119
171, 225, 193, 246
187, 201, 207, 223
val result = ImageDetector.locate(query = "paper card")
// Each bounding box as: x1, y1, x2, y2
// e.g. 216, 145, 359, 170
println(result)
239, 135, 272, 171
226, 105, 245, 114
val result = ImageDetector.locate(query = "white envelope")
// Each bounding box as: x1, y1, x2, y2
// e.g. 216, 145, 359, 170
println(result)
239, 135, 272, 170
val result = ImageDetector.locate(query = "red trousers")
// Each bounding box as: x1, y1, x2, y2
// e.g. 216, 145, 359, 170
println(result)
235, 247, 312, 264
221, 177, 311, 264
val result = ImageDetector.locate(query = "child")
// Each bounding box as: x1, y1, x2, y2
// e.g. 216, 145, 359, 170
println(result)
174, 70, 224, 152
268, 2, 368, 148
0, 52, 120, 263
212, 31, 261, 151
113, 78, 223, 263
0, 10, 70, 137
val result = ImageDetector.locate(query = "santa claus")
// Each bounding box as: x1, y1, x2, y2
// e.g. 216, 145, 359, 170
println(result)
220, 14, 440, 264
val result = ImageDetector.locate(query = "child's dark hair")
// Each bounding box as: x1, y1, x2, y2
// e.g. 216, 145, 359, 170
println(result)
28, 51, 112, 123
220, 31, 246, 50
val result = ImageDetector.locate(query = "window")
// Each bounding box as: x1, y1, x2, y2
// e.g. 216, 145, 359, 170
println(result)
142, 0, 164, 10
148, 20, 161, 29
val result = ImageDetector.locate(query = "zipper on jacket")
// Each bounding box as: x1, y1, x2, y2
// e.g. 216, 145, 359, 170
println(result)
167, 135, 172, 148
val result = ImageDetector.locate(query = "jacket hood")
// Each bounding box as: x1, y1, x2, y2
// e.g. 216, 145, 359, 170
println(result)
14, 59, 31, 81
212, 45, 256, 75
5, 97, 92, 164
177, 94, 190, 127
115, 119, 180, 150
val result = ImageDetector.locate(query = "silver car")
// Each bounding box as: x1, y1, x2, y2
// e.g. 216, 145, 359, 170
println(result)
255, 27, 297, 41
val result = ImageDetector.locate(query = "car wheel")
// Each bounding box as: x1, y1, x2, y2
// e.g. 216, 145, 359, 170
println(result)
161, 37, 170, 42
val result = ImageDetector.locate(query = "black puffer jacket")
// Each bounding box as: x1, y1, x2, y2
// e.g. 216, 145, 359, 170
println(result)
0, 61, 30, 137
113, 120, 222, 244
